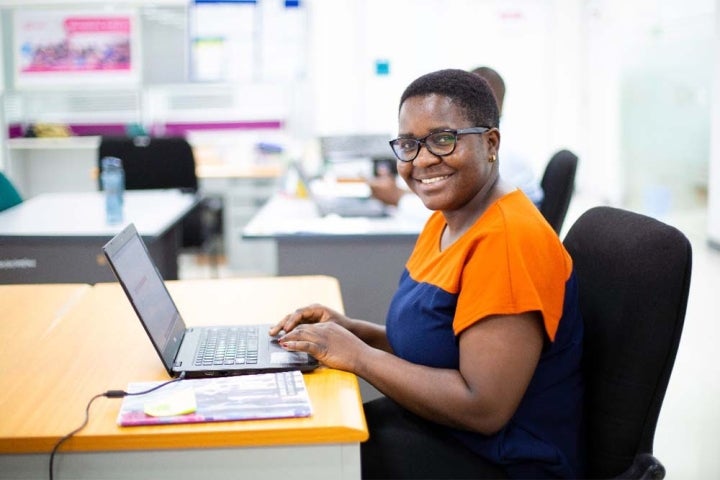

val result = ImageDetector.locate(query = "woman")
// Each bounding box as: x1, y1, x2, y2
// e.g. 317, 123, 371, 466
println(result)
271, 69, 584, 479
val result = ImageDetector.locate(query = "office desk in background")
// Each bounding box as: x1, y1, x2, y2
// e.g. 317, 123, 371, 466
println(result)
243, 194, 424, 325
3, 136, 286, 275
196, 162, 283, 274
0, 276, 368, 480
0, 190, 198, 284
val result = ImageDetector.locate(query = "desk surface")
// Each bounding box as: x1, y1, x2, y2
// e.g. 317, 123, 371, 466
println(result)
243, 194, 425, 239
0, 190, 198, 238
0, 276, 367, 455
0, 283, 92, 352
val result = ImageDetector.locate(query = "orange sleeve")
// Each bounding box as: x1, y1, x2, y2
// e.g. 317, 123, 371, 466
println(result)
453, 195, 572, 341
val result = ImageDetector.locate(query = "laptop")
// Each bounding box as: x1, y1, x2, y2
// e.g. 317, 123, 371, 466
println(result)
292, 162, 389, 218
102, 223, 318, 378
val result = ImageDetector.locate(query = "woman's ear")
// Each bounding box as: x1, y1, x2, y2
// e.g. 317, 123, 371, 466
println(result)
486, 127, 501, 158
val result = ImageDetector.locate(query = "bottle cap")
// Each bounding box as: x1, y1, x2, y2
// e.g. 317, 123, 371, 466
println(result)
102, 156, 123, 169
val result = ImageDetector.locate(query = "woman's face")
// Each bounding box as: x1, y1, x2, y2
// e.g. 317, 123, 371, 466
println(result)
396, 94, 499, 213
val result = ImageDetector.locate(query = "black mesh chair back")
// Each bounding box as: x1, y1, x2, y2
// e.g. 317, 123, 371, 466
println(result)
98, 136, 219, 253
563, 206, 692, 479
540, 149, 578, 233
98, 136, 198, 193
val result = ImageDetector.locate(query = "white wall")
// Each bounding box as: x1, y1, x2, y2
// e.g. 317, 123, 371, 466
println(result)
0, 8, 6, 172
303, 0, 585, 186
1, 0, 715, 224
303, 0, 715, 213
708, 0, 720, 246
0, 13, 5, 171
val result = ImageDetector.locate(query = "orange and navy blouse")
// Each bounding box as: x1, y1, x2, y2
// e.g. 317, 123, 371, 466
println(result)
385, 189, 584, 478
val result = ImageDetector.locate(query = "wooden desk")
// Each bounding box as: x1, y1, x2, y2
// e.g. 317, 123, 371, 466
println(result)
0, 282, 92, 352
0, 276, 367, 480
195, 162, 283, 180
0, 190, 198, 284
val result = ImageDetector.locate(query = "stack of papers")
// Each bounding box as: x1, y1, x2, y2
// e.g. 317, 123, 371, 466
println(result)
117, 371, 312, 426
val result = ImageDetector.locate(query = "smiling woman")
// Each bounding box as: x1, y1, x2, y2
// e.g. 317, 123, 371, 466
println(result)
270, 69, 585, 479
392, 71, 501, 228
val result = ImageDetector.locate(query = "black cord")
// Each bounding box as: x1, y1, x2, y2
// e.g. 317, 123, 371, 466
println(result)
48, 373, 186, 480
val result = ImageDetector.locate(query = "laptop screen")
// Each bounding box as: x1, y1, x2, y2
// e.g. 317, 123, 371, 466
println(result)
103, 224, 185, 373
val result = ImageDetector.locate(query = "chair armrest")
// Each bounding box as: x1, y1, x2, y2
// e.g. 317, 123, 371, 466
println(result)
617, 453, 666, 479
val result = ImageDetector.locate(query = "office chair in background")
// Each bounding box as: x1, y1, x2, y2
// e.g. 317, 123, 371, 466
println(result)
563, 206, 692, 479
0, 171, 23, 212
540, 149, 579, 234
98, 136, 223, 275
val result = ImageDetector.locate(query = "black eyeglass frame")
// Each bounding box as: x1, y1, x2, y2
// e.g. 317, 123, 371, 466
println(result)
388, 127, 491, 162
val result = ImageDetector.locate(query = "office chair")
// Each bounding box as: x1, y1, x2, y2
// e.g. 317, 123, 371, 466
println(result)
540, 149, 578, 234
98, 136, 223, 274
563, 206, 692, 479
0, 171, 23, 212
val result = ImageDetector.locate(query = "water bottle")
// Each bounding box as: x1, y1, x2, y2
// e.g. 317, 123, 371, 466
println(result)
101, 156, 125, 225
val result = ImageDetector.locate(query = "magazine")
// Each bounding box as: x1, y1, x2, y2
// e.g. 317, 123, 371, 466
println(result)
117, 370, 312, 426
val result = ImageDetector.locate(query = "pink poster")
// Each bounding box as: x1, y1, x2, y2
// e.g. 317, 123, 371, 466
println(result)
14, 10, 139, 87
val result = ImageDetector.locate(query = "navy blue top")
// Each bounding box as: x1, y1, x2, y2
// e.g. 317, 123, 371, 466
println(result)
385, 191, 585, 478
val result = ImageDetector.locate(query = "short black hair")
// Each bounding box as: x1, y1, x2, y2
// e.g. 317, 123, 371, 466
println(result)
399, 69, 500, 128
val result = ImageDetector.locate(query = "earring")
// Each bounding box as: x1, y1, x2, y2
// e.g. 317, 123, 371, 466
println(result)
489, 154, 496, 163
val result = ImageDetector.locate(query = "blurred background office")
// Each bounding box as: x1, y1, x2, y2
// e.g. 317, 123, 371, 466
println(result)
1, 0, 719, 477
0, 0, 715, 219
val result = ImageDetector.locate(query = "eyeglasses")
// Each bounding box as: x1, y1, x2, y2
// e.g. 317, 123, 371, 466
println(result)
388, 127, 491, 162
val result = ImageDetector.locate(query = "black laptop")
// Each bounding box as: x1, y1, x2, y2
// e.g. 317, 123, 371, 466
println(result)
291, 162, 388, 218
102, 223, 318, 378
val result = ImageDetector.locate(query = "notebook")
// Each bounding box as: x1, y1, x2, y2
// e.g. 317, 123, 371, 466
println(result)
102, 223, 318, 378
292, 162, 388, 218
117, 371, 312, 426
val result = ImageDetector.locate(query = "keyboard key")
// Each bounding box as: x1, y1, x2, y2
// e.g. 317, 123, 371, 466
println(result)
193, 326, 260, 367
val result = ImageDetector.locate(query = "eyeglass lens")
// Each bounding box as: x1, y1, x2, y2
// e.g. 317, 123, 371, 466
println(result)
391, 131, 458, 162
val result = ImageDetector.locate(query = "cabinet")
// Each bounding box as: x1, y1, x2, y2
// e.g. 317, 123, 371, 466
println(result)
197, 164, 282, 275
4, 137, 100, 198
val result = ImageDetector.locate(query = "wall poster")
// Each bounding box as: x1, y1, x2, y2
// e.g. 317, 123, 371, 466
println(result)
13, 9, 140, 88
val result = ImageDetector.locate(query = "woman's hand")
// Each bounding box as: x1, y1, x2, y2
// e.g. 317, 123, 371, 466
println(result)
277, 321, 367, 372
269, 303, 350, 337
270, 304, 392, 368
368, 168, 404, 207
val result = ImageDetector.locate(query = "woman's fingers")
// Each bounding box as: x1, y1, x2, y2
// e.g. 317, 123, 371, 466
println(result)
269, 305, 327, 336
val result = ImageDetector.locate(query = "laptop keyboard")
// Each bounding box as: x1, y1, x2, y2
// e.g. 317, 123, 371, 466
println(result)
193, 326, 259, 366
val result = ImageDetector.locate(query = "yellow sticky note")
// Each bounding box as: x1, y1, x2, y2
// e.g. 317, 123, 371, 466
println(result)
143, 388, 197, 417
296, 178, 309, 198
